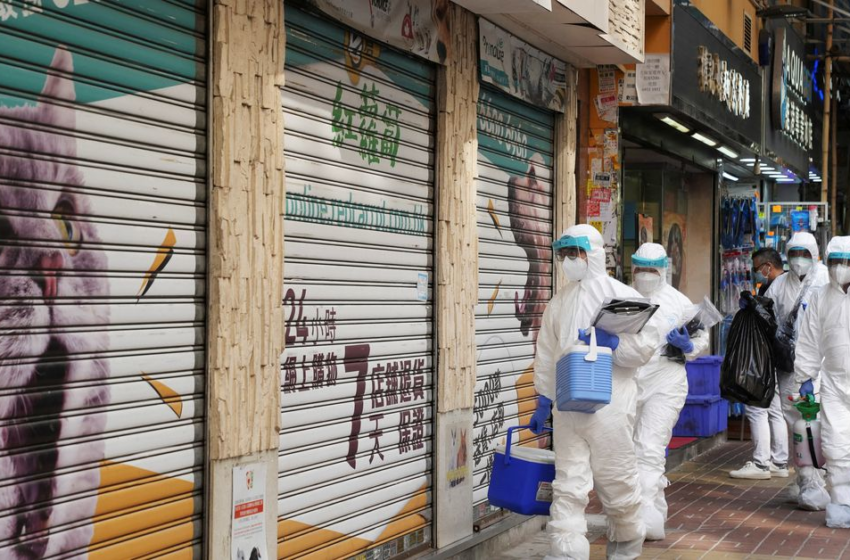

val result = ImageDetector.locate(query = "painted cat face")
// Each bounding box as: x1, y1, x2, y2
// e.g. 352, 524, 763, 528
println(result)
0, 47, 110, 558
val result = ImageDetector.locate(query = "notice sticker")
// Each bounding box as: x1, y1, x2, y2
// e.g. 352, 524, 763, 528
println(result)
417, 272, 429, 301
536, 481, 553, 502
232, 463, 268, 560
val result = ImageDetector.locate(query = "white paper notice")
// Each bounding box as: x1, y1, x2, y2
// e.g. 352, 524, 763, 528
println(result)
232, 463, 268, 560
636, 54, 670, 105
619, 70, 637, 104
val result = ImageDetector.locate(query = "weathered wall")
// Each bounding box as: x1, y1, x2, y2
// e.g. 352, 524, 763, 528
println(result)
208, 0, 285, 460
554, 66, 580, 290
682, 173, 714, 302
690, 0, 760, 61
436, 3, 479, 413
608, 0, 646, 61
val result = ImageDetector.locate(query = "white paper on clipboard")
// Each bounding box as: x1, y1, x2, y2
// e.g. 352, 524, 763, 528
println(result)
592, 298, 659, 335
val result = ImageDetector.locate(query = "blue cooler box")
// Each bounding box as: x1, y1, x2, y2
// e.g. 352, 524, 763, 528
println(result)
556, 343, 613, 413
673, 395, 729, 437
488, 426, 555, 516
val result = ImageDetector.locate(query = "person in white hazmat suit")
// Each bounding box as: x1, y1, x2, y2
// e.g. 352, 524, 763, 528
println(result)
761, 232, 830, 510
630, 243, 709, 541
527, 224, 663, 560
795, 235, 850, 528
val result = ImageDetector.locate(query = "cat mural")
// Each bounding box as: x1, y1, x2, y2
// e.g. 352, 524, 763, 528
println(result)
0, 47, 110, 557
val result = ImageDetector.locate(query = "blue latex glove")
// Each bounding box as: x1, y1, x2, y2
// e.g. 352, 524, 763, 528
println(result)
529, 396, 552, 435
667, 326, 694, 353
578, 328, 619, 351
800, 379, 815, 398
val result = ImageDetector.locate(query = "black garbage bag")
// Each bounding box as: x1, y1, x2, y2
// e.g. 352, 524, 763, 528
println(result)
720, 291, 778, 408
773, 321, 796, 373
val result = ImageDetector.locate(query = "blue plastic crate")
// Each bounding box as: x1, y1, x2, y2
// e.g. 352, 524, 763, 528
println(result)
555, 344, 613, 413
673, 395, 728, 437
488, 426, 555, 516
685, 356, 723, 397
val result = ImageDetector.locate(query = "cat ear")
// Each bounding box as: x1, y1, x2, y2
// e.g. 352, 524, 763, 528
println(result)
39, 46, 76, 129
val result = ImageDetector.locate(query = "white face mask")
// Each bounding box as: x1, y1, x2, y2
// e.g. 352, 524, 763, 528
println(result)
789, 257, 813, 279
830, 264, 850, 287
633, 271, 662, 295
562, 257, 589, 282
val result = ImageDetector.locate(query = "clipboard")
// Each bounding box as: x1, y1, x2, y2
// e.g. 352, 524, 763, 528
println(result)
591, 297, 659, 335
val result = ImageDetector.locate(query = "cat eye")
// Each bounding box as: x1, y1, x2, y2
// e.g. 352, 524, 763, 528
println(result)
52, 200, 82, 256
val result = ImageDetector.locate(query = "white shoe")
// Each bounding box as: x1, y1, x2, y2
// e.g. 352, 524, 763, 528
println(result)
770, 463, 790, 478
730, 461, 771, 480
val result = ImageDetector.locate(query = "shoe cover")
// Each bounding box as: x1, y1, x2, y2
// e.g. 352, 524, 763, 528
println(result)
799, 472, 830, 511
549, 531, 590, 560
641, 502, 666, 541
606, 537, 643, 560
826, 503, 850, 528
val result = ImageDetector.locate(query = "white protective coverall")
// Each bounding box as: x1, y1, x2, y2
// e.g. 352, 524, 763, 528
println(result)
795, 235, 850, 528
765, 232, 830, 510
631, 243, 709, 540
535, 225, 663, 559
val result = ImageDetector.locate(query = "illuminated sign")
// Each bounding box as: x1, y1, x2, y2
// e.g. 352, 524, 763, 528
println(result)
772, 27, 813, 151
697, 45, 751, 119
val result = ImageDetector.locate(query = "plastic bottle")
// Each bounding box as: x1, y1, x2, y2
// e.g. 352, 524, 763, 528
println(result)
790, 395, 825, 469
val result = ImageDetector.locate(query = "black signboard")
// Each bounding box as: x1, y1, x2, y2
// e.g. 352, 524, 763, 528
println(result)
671, 5, 763, 150
765, 22, 812, 176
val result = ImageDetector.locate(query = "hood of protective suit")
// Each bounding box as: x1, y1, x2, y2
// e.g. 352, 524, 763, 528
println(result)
557, 224, 607, 282
787, 231, 820, 261
632, 243, 668, 296
826, 236, 850, 291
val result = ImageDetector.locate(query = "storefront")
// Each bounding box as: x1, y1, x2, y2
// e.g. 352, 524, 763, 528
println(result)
0, 1, 207, 557
617, 3, 764, 309
472, 20, 565, 523
280, 3, 443, 558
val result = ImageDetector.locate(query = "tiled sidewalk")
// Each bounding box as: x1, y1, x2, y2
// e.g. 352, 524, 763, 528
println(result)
496, 441, 850, 559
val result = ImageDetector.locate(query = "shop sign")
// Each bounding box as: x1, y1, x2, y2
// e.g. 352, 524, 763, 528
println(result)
697, 46, 751, 119
306, 0, 451, 64
771, 27, 813, 151
478, 18, 567, 112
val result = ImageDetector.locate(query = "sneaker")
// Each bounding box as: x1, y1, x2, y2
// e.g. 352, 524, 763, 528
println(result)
730, 461, 771, 480
770, 463, 790, 478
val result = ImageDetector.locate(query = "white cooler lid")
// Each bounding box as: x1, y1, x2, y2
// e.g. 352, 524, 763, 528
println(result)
494, 444, 556, 465
563, 344, 612, 356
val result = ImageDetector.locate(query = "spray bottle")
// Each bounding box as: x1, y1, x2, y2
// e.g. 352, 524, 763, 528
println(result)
789, 394, 825, 469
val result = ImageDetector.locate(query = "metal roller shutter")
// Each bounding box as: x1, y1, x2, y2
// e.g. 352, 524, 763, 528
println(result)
280, 5, 435, 560
0, 1, 206, 558
473, 87, 555, 520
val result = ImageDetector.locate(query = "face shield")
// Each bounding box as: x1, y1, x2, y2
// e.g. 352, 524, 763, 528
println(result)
553, 235, 591, 282
788, 246, 814, 279
827, 252, 850, 287
631, 253, 668, 295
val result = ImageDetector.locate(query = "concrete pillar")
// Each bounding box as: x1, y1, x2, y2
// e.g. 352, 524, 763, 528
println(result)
434, 2, 479, 549
207, 0, 286, 557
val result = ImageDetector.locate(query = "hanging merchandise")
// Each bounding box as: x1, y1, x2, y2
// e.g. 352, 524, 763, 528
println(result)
720, 292, 778, 407
718, 194, 763, 318
760, 203, 830, 259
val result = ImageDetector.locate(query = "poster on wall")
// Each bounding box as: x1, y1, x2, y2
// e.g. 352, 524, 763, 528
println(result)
307, 0, 452, 64
638, 214, 654, 245
636, 53, 670, 105
232, 464, 268, 560
663, 212, 687, 289
478, 18, 567, 112
0, 2, 206, 558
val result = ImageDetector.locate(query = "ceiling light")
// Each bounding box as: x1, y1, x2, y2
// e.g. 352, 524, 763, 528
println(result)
740, 157, 756, 163
717, 146, 739, 158
722, 172, 739, 182
659, 116, 690, 133
760, 166, 775, 171
776, 178, 796, 183
692, 132, 717, 147
812, 178, 822, 182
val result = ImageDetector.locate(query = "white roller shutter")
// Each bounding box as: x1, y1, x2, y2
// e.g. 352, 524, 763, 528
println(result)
280, 5, 435, 559
0, 1, 206, 558
473, 87, 555, 521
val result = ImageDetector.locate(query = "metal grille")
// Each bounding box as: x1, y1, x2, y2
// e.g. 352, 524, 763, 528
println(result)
279, 5, 436, 559
472, 87, 555, 519
0, 1, 207, 557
